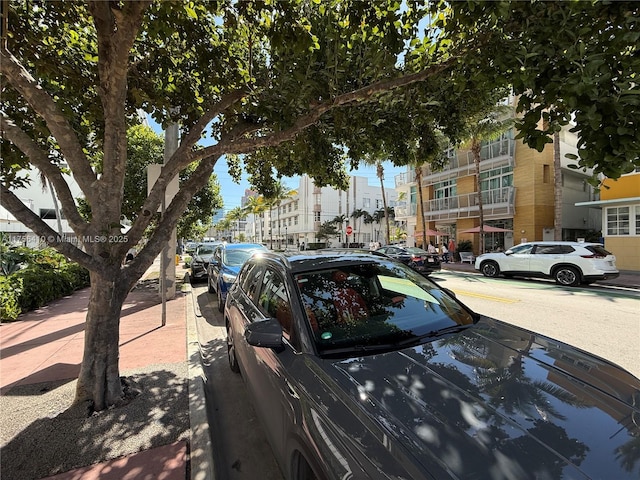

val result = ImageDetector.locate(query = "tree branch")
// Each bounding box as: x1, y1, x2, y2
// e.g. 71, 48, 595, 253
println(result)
193, 59, 456, 160
0, 185, 95, 268
0, 113, 89, 236
0, 48, 98, 201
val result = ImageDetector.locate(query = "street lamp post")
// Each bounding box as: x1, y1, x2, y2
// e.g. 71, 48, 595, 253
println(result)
285, 226, 288, 250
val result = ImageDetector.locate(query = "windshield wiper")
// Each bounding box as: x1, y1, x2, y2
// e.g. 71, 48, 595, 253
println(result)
320, 325, 473, 357
394, 324, 472, 347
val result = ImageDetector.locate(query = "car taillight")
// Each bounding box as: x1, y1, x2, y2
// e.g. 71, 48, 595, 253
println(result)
581, 254, 606, 259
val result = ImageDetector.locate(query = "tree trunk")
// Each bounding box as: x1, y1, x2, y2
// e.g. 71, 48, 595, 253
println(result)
377, 163, 391, 245
553, 131, 563, 241
416, 166, 427, 249
74, 271, 131, 411
472, 140, 485, 254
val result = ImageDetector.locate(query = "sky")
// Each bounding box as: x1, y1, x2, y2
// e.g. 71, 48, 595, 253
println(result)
149, 116, 407, 213
212, 157, 408, 212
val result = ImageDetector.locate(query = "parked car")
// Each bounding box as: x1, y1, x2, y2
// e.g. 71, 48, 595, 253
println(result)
375, 244, 441, 275
184, 241, 198, 254
475, 241, 619, 286
189, 242, 220, 282
208, 242, 267, 311
224, 250, 639, 480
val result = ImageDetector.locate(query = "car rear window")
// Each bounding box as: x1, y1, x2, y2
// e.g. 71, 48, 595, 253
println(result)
585, 245, 612, 256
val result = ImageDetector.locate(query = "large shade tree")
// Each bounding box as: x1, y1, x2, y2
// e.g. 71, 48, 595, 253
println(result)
1, 1, 638, 411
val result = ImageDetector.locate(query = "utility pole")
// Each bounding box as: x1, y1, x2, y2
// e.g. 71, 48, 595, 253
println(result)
158, 122, 179, 327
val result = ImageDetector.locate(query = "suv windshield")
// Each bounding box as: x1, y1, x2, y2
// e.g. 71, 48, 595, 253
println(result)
224, 249, 261, 266
295, 261, 474, 356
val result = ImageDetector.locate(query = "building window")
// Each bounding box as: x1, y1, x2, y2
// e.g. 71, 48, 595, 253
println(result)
39, 208, 61, 219
363, 198, 371, 208
606, 206, 630, 236
314, 212, 321, 222
294, 215, 299, 225
543, 164, 551, 183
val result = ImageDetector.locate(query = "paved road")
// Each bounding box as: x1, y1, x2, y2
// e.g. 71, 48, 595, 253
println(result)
191, 283, 284, 480
430, 270, 640, 378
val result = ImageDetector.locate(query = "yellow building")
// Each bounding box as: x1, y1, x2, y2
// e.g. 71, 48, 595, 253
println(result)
576, 171, 640, 271
396, 128, 602, 252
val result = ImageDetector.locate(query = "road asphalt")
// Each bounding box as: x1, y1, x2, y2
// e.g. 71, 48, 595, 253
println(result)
0, 259, 638, 480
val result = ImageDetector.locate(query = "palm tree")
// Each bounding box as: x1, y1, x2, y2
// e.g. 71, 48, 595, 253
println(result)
226, 206, 246, 242
376, 161, 392, 245
350, 208, 366, 245
363, 211, 374, 245
243, 195, 268, 243
553, 131, 562, 241
214, 217, 232, 242
373, 209, 386, 245
331, 214, 348, 245
410, 128, 448, 249
464, 106, 514, 253
265, 180, 296, 250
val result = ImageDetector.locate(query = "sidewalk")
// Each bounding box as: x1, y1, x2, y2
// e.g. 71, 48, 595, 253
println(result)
0, 260, 210, 480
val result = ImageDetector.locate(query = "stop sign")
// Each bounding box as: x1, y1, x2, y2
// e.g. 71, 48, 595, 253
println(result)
346, 226, 353, 235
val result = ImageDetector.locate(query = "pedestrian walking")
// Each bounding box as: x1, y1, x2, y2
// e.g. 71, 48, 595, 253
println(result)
448, 238, 455, 261
441, 244, 449, 263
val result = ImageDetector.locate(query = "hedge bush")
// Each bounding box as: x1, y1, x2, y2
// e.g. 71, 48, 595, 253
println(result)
0, 247, 90, 322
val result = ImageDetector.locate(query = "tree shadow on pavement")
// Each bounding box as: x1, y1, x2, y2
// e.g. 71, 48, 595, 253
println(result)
0, 365, 189, 480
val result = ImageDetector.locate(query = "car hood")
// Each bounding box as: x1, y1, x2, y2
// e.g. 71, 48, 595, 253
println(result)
328, 317, 640, 479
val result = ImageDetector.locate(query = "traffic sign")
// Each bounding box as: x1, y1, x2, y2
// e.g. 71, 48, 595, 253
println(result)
346, 226, 353, 235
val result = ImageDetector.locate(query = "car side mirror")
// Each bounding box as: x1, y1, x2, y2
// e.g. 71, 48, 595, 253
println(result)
244, 318, 283, 349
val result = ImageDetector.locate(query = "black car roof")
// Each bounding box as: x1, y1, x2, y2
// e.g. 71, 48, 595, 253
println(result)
257, 249, 391, 274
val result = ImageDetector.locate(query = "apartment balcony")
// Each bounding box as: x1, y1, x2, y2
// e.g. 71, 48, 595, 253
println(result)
394, 170, 416, 188
424, 186, 516, 221
394, 202, 417, 220
424, 139, 516, 183
467, 138, 515, 165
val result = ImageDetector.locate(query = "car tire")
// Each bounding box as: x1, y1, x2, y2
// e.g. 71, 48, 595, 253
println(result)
554, 265, 581, 286
226, 322, 240, 374
217, 286, 224, 312
480, 260, 500, 278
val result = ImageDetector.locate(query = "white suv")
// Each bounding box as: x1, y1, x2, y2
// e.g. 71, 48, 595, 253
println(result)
474, 241, 619, 286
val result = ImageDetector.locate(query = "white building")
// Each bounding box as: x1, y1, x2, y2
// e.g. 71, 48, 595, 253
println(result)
244, 174, 398, 248
1, 167, 82, 247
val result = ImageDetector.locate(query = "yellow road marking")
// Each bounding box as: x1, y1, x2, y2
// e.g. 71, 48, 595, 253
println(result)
453, 290, 520, 304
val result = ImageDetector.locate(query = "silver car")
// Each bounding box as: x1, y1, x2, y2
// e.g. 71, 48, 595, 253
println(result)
475, 241, 619, 286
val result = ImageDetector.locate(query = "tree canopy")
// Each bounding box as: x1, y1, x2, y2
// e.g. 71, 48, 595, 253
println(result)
1, 0, 638, 410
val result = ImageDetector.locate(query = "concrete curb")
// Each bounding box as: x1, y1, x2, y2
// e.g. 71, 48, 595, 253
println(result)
185, 279, 215, 480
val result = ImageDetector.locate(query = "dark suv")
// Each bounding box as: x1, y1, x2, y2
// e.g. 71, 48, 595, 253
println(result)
189, 242, 220, 282
222, 249, 639, 480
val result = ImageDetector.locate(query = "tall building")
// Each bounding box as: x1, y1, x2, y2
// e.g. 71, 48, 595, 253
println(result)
395, 123, 601, 256
243, 174, 398, 248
